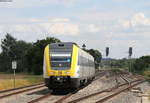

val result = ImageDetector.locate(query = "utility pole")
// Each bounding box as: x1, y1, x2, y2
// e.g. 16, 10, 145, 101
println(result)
6, 47, 17, 88
12, 60, 17, 88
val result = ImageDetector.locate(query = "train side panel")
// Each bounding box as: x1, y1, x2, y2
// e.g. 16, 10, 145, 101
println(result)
77, 48, 95, 82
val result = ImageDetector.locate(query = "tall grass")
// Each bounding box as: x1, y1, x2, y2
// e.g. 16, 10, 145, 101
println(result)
0, 74, 43, 90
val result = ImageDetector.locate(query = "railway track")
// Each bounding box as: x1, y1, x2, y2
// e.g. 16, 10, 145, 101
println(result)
27, 93, 52, 103
26, 71, 107, 103
27, 82, 88, 103
0, 71, 147, 103
119, 74, 131, 85
68, 74, 146, 103
94, 70, 107, 81
0, 70, 106, 103
0, 83, 44, 94
27, 71, 146, 103
27, 92, 75, 103
0, 83, 45, 99
27, 71, 106, 103
95, 80, 146, 103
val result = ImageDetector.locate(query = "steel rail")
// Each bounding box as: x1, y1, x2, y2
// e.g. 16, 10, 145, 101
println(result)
95, 80, 146, 103
68, 76, 143, 103
27, 71, 106, 103
119, 74, 130, 85
27, 80, 91, 103
27, 93, 52, 103
27, 88, 79, 103
54, 93, 74, 103
0, 84, 45, 99
53, 71, 107, 103
68, 79, 127, 103
0, 83, 44, 94
94, 71, 107, 81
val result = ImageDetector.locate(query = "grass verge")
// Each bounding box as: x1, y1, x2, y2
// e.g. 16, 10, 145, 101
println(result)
0, 73, 43, 90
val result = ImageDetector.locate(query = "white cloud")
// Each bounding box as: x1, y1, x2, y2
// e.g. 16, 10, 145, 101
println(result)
119, 20, 131, 28
49, 18, 70, 22
0, 18, 79, 36
79, 11, 119, 22
0, 17, 70, 24
77, 8, 130, 24
112, 0, 130, 2
87, 24, 100, 32
131, 13, 150, 27
40, 23, 79, 36
27, 18, 42, 23
116, 13, 150, 42
0, 0, 82, 8
119, 13, 150, 28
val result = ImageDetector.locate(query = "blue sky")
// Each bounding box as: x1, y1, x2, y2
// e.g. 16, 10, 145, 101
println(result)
0, 0, 150, 58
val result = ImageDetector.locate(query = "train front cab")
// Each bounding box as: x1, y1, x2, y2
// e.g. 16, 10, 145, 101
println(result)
43, 43, 80, 89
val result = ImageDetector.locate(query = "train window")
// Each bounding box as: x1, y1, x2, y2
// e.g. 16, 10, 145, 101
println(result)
78, 55, 94, 67
78, 55, 83, 66
51, 57, 71, 62
79, 56, 81, 65
58, 44, 64, 47
50, 56, 71, 70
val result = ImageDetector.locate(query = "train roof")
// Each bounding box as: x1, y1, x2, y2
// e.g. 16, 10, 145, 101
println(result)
49, 42, 79, 48
49, 42, 94, 59
50, 42, 77, 45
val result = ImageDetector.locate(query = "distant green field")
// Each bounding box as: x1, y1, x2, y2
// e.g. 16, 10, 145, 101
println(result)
0, 73, 43, 90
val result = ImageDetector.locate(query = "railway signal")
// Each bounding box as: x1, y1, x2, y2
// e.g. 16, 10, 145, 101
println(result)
82, 44, 86, 50
129, 47, 132, 57
128, 47, 133, 74
106, 47, 109, 57
105, 47, 111, 69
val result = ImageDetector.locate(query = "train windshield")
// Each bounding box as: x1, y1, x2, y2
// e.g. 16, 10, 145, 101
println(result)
51, 57, 71, 62
49, 43, 73, 70
50, 53, 71, 70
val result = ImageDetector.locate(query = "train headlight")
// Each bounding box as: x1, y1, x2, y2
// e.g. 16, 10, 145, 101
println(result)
64, 71, 70, 74
50, 71, 55, 75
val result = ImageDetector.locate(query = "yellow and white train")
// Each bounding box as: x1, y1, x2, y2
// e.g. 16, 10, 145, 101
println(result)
43, 42, 95, 89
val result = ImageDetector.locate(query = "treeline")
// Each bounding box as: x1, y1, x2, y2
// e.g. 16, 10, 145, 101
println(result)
104, 56, 150, 78
0, 33, 102, 75
132, 56, 150, 77
0, 33, 61, 74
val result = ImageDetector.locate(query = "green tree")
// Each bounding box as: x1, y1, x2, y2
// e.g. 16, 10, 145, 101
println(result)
133, 56, 150, 73
86, 49, 102, 68
0, 33, 17, 72
15, 40, 32, 72
110, 58, 130, 69
1, 33, 17, 59
0, 33, 32, 72
26, 37, 61, 75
